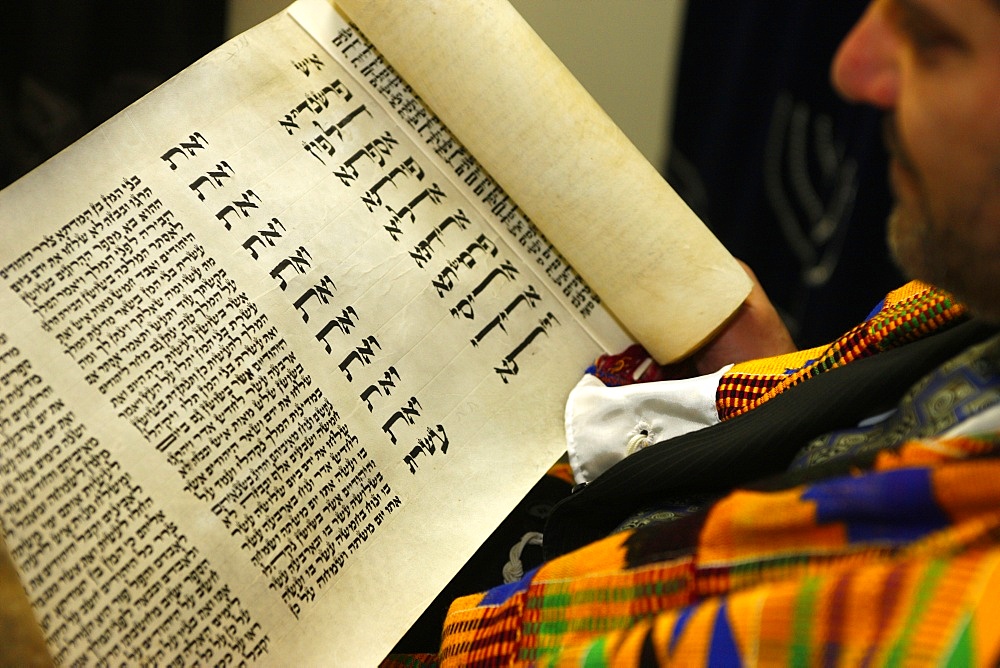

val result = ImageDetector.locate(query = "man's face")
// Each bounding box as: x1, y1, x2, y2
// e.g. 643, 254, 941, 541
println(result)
832, 0, 1000, 320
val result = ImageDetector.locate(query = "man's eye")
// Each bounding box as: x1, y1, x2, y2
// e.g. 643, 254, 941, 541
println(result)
905, 22, 952, 54
889, 0, 967, 64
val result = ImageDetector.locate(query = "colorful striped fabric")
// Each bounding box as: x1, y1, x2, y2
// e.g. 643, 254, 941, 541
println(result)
716, 281, 967, 420
380, 282, 989, 666
384, 436, 1000, 666
585, 281, 966, 422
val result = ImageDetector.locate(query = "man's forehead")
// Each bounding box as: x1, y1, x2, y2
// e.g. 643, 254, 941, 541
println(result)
897, 0, 1000, 35
908, 0, 1000, 12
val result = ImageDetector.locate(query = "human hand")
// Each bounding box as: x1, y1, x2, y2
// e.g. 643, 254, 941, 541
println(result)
592, 262, 796, 384
687, 261, 796, 374
670, 261, 796, 377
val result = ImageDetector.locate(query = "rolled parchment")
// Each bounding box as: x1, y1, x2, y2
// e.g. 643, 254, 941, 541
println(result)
334, 0, 750, 362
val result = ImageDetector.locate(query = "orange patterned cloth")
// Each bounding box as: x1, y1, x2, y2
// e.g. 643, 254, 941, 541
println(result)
384, 437, 1000, 666
716, 281, 967, 419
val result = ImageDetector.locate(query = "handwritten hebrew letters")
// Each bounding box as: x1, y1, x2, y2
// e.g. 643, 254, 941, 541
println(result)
0, 6, 609, 663
0, 342, 265, 664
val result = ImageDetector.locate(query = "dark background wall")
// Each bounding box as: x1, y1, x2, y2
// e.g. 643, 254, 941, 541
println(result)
0, 1, 226, 190
667, 1, 903, 347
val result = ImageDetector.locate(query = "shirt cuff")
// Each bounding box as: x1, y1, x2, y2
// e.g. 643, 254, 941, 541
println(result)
565, 365, 730, 484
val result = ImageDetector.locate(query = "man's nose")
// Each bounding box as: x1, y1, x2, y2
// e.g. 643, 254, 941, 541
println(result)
831, 1, 900, 109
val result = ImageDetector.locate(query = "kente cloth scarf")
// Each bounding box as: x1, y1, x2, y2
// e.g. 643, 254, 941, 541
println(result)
383, 437, 1000, 667
715, 281, 967, 420
588, 281, 967, 415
